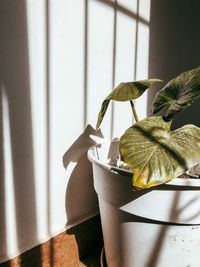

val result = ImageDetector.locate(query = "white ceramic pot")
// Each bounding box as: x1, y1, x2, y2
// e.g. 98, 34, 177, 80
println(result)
88, 141, 200, 267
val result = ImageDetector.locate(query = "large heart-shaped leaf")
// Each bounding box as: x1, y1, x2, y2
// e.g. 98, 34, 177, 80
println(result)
153, 66, 200, 121
120, 116, 200, 189
96, 79, 162, 130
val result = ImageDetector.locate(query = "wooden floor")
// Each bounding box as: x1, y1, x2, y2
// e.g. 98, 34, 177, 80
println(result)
0, 215, 103, 267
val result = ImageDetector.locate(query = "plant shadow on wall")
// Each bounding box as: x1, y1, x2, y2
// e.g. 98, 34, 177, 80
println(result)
63, 125, 104, 261
0, 0, 41, 266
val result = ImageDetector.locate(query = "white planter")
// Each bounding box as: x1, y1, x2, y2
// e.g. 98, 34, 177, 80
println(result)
88, 141, 200, 267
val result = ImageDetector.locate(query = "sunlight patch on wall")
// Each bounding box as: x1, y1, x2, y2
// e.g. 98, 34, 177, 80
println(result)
112, 11, 137, 138
1, 85, 17, 258
64, 161, 77, 224
135, 22, 150, 120
98, 0, 152, 138
26, 0, 48, 240
87, 0, 114, 138
138, 0, 151, 21
50, 0, 85, 233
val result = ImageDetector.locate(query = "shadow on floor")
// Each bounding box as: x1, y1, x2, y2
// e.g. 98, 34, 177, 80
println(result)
66, 214, 104, 266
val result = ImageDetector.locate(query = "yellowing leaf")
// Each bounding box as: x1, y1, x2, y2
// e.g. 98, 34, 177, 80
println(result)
120, 116, 200, 189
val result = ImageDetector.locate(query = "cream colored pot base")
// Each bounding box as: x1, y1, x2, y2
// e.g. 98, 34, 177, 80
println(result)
88, 142, 200, 267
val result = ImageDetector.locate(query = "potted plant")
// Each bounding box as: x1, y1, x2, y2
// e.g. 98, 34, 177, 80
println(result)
88, 66, 200, 267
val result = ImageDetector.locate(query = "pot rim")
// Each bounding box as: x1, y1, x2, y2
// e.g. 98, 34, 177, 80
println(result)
88, 142, 200, 188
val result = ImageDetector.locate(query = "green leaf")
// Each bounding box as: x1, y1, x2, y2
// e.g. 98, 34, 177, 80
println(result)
153, 66, 200, 121
96, 99, 111, 131
120, 116, 200, 189
96, 79, 162, 130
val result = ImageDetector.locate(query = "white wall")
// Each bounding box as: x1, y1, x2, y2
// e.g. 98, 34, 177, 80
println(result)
0, 0, 150, 262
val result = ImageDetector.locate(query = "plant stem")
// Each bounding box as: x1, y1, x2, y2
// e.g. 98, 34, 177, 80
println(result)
130, 100, 139, 122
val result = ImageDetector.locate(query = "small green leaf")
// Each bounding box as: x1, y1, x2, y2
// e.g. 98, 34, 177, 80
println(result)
120, 116, 200, 189
153, 66, 200, 121
96, 79, 162, 130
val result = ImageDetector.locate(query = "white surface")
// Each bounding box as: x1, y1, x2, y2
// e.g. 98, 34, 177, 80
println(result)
50, 0, 85, 234
2, 0, 199, 263
90, 142, 200, 224
100, 199, 200, 267
121, 222, 200, 267
121, 189, 200, 224
87, 0, 113, 138
1, 87, 18, 258
112, 11, 136, 137
0, 0, 106, 262
1, 0, 146, 262
90, 143, 200, 267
